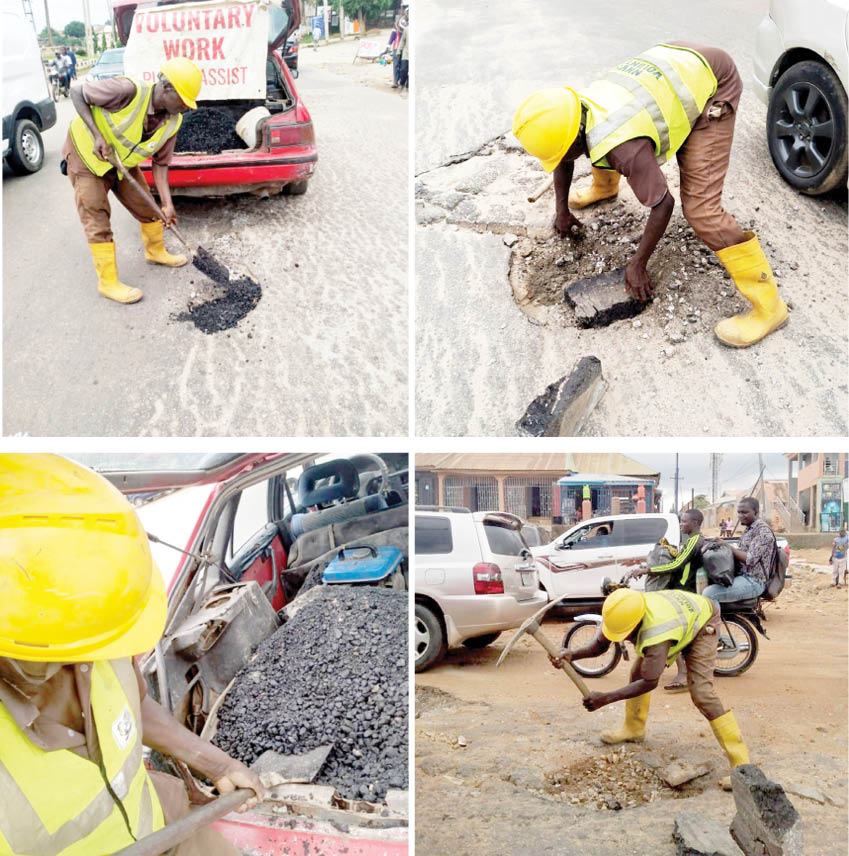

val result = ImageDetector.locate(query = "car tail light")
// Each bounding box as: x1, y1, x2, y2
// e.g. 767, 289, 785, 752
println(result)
266, 121, 315, 149
473, 562, 504, 595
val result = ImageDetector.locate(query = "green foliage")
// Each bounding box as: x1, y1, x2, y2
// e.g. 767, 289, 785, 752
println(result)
64, 20, 85, 38
38, 26, 64, 42
331, 0, 393, 19
92, 31, 100, 54
693, 495, 710, 510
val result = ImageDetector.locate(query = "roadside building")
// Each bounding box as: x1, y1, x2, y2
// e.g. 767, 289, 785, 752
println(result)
786, 453, 848, 532
414, 453, 660, 524
700, 480, 801, 533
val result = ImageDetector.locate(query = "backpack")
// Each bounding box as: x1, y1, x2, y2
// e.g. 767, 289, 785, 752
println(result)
763, 530, 789, 601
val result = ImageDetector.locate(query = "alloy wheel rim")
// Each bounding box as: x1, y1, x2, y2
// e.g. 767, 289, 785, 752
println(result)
773, 81, 835, 179
415, 617, 430, 656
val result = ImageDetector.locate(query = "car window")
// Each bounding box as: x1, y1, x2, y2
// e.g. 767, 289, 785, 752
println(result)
230, 479, 272, 558
563, 521, 618, 550
415, 516, 453, 555
483, 521, 527, 557
100, 49, 124, 63
521, 525, 542, 547
622, 518, 668, 545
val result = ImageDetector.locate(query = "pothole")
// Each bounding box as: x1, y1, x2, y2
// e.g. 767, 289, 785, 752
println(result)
542, 748, 708, 810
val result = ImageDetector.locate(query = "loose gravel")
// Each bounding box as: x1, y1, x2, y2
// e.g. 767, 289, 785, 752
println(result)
214, 585, 408, 801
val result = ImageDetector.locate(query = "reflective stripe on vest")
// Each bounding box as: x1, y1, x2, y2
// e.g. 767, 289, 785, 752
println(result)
579, 43, 718, 169
0, 658, 164, 856
69, 79, 182, 177
650, 533, 700, 587
636, 590, 714, 665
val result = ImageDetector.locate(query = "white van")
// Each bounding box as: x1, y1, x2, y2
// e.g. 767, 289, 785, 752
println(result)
2, 0, 57, 174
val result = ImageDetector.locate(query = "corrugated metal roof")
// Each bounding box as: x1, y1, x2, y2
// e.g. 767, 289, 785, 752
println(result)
415, 452, 659, 479
557, 473, 655, 485
414, 453, 578, 473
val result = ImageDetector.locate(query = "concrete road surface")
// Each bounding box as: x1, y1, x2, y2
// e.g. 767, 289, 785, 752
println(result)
415, 0, 848, 436
4, 61, 407, 436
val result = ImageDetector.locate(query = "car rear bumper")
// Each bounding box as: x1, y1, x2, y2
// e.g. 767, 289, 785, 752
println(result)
753, 14, 782, 106
442, 590, 548, 647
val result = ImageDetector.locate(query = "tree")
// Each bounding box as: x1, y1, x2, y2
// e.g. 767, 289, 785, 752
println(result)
92, 31, 99, 54
64, 20, 85, 38
693, 494, 709, 510
332, 0, 392, 32
39, 26, 63, 45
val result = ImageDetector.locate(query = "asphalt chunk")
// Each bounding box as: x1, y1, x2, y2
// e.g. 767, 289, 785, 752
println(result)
213, 586, 409, 802
175, 107, 248, 155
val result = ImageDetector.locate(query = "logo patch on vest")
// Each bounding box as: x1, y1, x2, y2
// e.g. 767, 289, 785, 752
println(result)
112, 706, 135, 751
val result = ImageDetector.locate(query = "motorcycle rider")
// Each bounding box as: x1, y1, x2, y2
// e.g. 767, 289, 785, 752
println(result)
550, 586, 750, 789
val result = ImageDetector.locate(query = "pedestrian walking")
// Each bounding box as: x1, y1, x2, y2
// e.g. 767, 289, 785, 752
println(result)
513, 42, 788, 347
830, 527, 848, 587
67, 46, 77, 80
398, 18, 410, 92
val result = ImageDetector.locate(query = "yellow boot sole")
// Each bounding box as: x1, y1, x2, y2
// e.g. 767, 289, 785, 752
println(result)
145, 252, 188, 267
714, 313, 789, 348
99, 283, 143, 304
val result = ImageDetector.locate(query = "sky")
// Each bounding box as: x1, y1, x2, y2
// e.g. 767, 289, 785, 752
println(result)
32, 0, 112, 33
629, 453, 789, 513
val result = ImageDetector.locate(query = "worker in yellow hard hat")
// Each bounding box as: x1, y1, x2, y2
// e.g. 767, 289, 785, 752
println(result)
550, 586, 750, 788
62, 56, 203, 304
513, 42, 788, 348
0, 454, 263, 856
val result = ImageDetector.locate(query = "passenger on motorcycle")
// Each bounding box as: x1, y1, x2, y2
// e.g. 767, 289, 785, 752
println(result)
703, 496, 771, 604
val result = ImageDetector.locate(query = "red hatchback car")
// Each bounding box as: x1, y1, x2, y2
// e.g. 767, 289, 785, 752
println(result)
111, 0, 317, 197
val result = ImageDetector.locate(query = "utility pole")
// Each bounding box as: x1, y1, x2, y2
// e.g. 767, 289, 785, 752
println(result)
691, 488, 695, 510
339, 1, 344, 39
674, 454, 679, 514
44, 0, 54, 49
710, 453, 723, 504
758, 453, 766, 514
82, 0, 93, 60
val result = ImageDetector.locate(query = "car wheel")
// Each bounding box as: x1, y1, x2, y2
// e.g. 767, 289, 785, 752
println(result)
7, 119, 44, 175
767, 60, 848, 195
284, 180, 309, 196
462, 632, 500, 649
415, 603, 446, 672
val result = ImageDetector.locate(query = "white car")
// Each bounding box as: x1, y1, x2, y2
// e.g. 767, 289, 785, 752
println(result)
414, 508, 547, 671
753, 0, 848, 194
531, 513, 681, 603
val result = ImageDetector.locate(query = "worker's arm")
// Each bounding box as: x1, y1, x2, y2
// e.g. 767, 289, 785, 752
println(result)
581, 642, 669, 711
649, 535, 700, 575
731, 547, 747, 563
140, 695, 265, 811
70, 85, 111, 161
626, 191, 674, 302
549, 627, 611, 668
151, 163, 178, 226
553, 158, 584, 238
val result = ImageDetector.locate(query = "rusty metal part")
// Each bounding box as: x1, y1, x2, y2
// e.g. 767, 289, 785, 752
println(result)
496, 598, 590, 697
528, 176, 554, 203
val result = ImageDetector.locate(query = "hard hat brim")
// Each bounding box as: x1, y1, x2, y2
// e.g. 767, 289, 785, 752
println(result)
601, 622, 635, 643
6, 564, 167, 663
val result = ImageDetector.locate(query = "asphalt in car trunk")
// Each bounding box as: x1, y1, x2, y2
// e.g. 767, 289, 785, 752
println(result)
175, 106, 248, 155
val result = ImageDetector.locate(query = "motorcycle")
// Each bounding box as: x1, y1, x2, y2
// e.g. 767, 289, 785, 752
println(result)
49, 65, 70, 100
562, 573, 768, 679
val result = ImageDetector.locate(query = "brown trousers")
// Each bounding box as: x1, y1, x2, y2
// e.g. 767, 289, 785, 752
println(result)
676, 110, 747, 252
63, 132, 159, 244
148, 772, 241, 856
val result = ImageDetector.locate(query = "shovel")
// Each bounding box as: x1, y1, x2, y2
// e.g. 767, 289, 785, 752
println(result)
111, 745, 333, 856
104, 150, 192, 257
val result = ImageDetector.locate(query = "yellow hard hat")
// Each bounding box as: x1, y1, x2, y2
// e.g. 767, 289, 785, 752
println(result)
601, 588, 646, 642
0, 454, 166, 662
160, 57, 203, 109
512, 87, 582, 172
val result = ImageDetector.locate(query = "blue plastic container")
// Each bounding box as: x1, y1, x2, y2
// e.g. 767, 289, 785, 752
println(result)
323, 545, 404, 584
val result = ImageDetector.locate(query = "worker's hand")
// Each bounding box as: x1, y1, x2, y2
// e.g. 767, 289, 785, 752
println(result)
93, 134, 112, 163
582, 691, 608, 712
213, 762, 265, 813
549, 648, 573, 669
625, 258, 653, 302
160, 201, 178, 227
554, 210, 585, 240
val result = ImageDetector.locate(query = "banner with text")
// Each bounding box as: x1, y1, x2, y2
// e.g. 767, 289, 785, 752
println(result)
124, 0, 269, 101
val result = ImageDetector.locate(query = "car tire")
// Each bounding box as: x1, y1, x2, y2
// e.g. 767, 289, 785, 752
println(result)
462, 632, 500, 649
7, 119, 44, 175
767, 60, 848, 195
284, 180, 309, 196
415, 603, 446, 672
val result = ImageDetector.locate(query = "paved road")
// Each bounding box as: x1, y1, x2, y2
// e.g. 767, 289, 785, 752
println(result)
4, 64, 407, 436
415, 0, 848, 436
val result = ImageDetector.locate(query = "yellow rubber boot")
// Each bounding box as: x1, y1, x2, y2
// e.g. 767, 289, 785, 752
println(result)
714, 231, 788, 348
568, 167, 621, 209
89, 243, 142, 304
710, 710, 750, 789
141, 221, 188, 267
600, 692, 650, 744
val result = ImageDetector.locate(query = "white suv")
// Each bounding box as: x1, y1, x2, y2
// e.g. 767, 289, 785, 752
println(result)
414, 508, 546, 671
531, 513, 681, 603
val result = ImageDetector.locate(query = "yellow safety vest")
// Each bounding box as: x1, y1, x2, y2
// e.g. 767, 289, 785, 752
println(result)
635, 590, 714, 665
579, 43, 718, 169
0, 658, 165, 856
69, 78, 182, 177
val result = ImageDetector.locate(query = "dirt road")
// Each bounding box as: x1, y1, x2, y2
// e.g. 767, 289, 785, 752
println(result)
414, 556, 848, 855
414, 0, 847, 436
